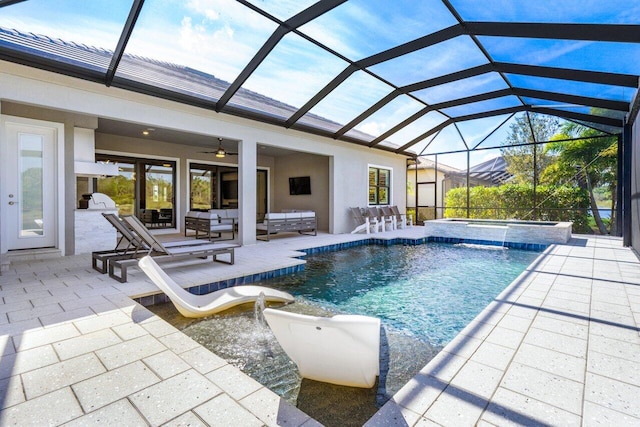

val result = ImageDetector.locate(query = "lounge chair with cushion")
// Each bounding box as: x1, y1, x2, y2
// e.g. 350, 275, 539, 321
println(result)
138, 255, 294, 318
94, 213, 220, 274
92, 213, 148, 273
349, 207, 380, 234
107, 215, 238, 282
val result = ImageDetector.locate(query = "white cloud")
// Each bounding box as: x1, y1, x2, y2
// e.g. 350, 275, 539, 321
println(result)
360, 121, 383, 136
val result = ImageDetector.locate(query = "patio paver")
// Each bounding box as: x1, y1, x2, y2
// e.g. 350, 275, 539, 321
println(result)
0, 231, 638, 426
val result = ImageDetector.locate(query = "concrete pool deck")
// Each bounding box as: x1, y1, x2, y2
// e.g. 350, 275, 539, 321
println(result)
0, 229, 639, 426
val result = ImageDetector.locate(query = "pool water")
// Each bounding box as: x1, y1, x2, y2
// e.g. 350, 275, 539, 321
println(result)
149, 242, 540, 426
274, 243, 540, 346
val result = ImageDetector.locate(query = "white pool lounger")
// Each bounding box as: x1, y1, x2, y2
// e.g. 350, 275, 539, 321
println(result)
138, 256, 294, 318
263, 308, 381, 388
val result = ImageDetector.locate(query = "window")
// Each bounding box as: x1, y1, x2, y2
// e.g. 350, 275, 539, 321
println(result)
189, 163, 268, 220
95, 155, 176, 229
189, 163, 217, 211
369, 166, 391, 205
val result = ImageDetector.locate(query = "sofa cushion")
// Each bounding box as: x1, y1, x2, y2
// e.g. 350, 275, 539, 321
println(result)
225, 209, 239, 219
210, 223, 233, 232
200, 212, 218, 220
265, 213, 286, 221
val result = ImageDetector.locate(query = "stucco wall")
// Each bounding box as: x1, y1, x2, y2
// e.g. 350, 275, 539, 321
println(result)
274, 153, 329, 231
0, 60, 407, 246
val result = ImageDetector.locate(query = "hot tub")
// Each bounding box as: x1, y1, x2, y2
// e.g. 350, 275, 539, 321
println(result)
424, 218, 572, 245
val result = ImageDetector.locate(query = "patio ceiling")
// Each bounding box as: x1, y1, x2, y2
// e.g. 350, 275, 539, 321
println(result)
0, 0, 638, 157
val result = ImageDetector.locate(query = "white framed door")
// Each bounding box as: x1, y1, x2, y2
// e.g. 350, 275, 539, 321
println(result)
1, 119, 57, 250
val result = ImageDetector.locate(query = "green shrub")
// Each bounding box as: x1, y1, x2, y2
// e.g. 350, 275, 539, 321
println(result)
443, 184, 590, 232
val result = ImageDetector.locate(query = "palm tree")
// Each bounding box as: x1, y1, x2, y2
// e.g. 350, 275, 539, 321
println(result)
544, 123, 617, 235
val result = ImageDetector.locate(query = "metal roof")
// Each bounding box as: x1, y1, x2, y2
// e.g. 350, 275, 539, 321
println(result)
0, 0, 638, 157
463, 156, 512, 184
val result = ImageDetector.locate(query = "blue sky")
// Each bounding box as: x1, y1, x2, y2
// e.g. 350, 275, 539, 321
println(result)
0, 0, 637, 169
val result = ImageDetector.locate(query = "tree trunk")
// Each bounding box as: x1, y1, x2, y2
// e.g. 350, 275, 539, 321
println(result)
585, 172, 608, 235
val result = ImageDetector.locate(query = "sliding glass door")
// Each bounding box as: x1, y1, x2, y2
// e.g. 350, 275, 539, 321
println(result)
96, 155, 176, 228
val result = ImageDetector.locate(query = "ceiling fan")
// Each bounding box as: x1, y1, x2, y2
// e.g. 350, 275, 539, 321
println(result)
199, 137, 238, 158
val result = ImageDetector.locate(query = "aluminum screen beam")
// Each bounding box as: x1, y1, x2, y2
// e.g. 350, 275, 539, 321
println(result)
397, 106, 523, 152
429, 88, 628, 112
394, 105, 622, 153
335, 90, 402, 137
514, 88, 629, 111
285, 25, 463, 127
495, 62, 638, 88
532, 107, 623, 128
285, 64, 358, 127
466, 22, 640, 43
215, 0, 347, 112
105, 0, 145, 87
0, 0, 28, 7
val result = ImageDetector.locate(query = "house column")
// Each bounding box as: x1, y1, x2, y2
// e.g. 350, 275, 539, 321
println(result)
238, 139, 257, 245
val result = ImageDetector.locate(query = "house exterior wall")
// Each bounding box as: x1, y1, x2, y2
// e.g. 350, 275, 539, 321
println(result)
0, 60, 407, 251
274, 153, 329, 231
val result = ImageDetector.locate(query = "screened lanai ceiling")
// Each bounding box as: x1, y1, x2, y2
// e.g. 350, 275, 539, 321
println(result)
0, 0, 639, 157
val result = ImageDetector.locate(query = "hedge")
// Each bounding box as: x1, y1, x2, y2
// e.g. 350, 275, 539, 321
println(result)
443, 184, 590, 233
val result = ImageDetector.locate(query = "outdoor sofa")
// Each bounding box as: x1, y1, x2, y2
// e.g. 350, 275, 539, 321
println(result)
256, 211, 317, 241
184, 210, 236, 241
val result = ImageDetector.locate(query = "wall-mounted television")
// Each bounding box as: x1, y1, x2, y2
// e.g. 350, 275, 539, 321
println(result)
289, 176, 311, 195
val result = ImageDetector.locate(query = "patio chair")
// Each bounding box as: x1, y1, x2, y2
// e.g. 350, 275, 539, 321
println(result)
138, 255, 294, 318
367, 207, 393, 232
391, 205, 413, 228
349, 207, 381, 234
94, 213, 217, 274
380, 206, 401, 230
92, 213, 147, 273
107, 215, 238, 282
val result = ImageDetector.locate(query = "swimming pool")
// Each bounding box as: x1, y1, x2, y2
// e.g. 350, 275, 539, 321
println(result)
150, 242, 541, 426
274, 243, 539, 346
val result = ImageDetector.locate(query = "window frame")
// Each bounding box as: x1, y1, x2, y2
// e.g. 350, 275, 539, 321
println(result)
95, 153, 178, 229
368, 165, 392, 206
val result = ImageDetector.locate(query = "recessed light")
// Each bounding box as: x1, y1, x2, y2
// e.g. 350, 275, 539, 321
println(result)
142, 130, 149, 136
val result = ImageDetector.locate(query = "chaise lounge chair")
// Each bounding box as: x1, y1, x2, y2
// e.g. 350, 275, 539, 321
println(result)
263, 308, 380, 388
107, 215, 238, 282
93, 213, 220, 274
138, 256, 294, 318
349, 207, 381, 234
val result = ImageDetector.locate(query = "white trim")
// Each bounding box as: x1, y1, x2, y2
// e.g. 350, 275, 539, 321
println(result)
0, 115, 65, 255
